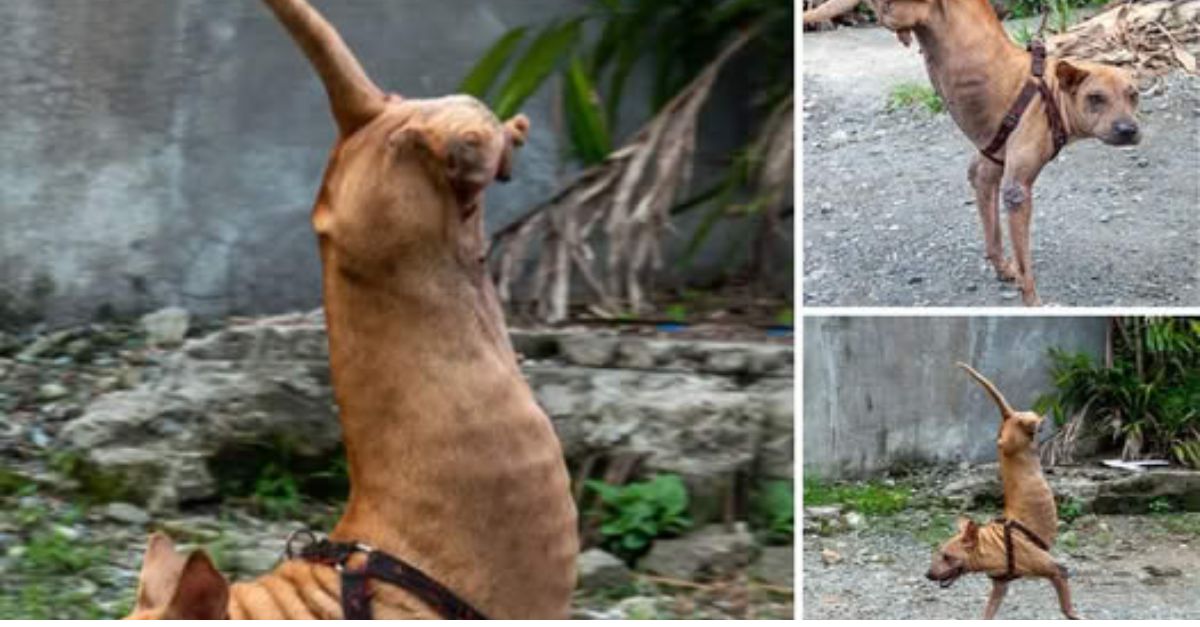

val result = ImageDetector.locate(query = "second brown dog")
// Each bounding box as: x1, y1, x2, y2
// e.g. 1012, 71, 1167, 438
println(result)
924, 363, 1081, 620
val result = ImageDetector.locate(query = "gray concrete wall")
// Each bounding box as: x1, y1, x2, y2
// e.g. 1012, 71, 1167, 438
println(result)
0, 0, 580, 325
803, 317, 1108, 479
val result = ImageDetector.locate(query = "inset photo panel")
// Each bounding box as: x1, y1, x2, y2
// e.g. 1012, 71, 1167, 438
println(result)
802, 1, 1200, 307
802, 315, 1200, 620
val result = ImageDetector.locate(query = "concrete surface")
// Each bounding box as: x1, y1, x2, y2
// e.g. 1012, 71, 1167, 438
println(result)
803, 316, 1108, 479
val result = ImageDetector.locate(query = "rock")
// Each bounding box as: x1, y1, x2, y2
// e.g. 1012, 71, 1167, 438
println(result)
1143, 565, 1182, 578
820, 548, 842, 565
231, 547, 281, 575
844, 511, 866, 530
638, 523, 757, 581
101, 502, 150, 526
804, 505, 843, 521
63, 319, 791, 513
140, 307, 190, 347
576, 548, 632, 591
1092, 470, 1200, 514
614, 596, 660, 620
60, 322, 340, 509
560, 335, 617, 367
750, 545, 794, 587
37, 382, 70, 402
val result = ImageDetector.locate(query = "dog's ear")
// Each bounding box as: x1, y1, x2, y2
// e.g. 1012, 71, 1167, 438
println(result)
134, 532, 190, 613
162, 551, 230, 619
957, 517, 979, 550
496, 114, 531, 183
1056, 60, 1090, 95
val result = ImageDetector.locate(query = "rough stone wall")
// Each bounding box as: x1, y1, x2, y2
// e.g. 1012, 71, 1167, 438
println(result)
803, 317, 1108, 479
59, 313, 793, 511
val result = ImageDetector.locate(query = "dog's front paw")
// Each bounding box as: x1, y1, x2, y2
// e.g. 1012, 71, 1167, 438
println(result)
995, 258, 1020, 282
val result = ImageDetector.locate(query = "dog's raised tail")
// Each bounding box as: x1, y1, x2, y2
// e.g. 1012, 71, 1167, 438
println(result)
262, 0, 387, 135
955, 362, 1015, 418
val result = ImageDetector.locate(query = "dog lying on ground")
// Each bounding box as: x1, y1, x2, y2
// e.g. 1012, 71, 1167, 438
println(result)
866, 0, 1142, 306
124, 0, 578, 618
924, 363, 1081, 619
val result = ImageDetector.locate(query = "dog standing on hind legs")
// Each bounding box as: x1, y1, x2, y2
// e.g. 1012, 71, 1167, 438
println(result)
866, 0, 1142, 306
925, 363, 1082, 619
122, 0, 578, 619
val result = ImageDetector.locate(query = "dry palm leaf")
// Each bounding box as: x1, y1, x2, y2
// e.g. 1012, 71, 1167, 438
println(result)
1048, 0, 1200, 78
491, 29, 758, 322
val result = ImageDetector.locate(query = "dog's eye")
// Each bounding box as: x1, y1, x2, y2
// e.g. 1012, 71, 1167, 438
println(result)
1086, 93, 1106, 107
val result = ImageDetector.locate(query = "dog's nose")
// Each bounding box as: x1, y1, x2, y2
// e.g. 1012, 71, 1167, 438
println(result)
925, 571, 936, 580
1113, 120, 1139, 139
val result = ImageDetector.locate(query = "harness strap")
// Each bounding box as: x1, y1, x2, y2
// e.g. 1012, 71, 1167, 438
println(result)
990, 516, 1051, 582
287, 532, 488, 620
980, 40, 1068, 165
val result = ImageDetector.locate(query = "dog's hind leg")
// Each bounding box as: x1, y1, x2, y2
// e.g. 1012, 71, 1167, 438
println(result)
982, 578, 1009, 619
1050, 567, 1083, 620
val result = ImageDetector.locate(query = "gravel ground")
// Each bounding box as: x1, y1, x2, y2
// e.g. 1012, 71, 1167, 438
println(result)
804, 501, 1200, 619
801, 26, 1200, 307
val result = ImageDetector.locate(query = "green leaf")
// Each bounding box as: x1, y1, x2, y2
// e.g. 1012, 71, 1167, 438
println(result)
458, 27, 530, 99
494, 19, 585, 119
562, 56, 612, 164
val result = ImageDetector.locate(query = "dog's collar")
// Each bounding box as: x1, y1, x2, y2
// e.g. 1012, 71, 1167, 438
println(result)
285, 529, 489, 619
980, 40, 1069, 166
989, 516, 1051, 582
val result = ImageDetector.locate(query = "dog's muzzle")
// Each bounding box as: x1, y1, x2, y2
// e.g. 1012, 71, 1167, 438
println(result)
927, 566, 964, 589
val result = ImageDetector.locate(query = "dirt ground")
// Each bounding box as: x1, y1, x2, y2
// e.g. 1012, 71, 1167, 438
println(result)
801, 26, 1200, 307
804, 510, 1200, 619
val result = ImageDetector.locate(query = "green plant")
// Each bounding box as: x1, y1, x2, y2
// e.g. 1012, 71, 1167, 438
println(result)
1149, 497, 1174, 515
467, 1, 794, 318
751, 480, 794, 545
462, 0, 791, 166
22, 531, 107, 575
251, 463, 303, 520
586, 474, 692, 561
887, 83, 944, 114
1011, 23, 1035, 46
1035, 318, 1200, 468
1058, 497, 1084, 523
803, 477, 911, 516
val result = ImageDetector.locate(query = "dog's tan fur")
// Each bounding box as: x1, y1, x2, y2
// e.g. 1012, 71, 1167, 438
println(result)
125, 0, 577, 619
923, 363, 1080, 619
867, 0, 1142, 306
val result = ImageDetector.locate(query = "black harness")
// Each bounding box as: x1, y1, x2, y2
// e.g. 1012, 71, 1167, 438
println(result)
286, 530, 488, 620
989, 517, 1051, 582
980, 40, 1069, 166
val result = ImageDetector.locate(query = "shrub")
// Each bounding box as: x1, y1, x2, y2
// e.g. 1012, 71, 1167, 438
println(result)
586, 474, 692, 562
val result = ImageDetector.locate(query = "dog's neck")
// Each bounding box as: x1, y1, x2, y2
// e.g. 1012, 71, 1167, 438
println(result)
912, 1, 1036, 146
315, 204, 576, 617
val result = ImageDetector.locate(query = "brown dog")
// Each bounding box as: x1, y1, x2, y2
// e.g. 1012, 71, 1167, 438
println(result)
866, 0, 1142, 306
125, 0, 578, 619
924, 363, 1080, 619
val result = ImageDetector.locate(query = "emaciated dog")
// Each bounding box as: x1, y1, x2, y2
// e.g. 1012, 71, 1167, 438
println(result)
925, 363, 1080, 619
125, 0, 578, 618
867, 0, 1142, 306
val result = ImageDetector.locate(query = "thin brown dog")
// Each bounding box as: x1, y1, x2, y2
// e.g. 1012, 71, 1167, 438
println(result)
125, 0, 577, 619
866, 0, 1142, 306
924, 363, 1080, 619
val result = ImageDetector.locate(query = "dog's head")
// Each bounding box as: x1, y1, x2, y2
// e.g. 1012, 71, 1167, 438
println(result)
124, 533, 229, 619
866, 0, 934, 45
263, 0, 529, 278
998, 409, 1045, 454
925, 516, 978, 588
1056, 59, 1141, 146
